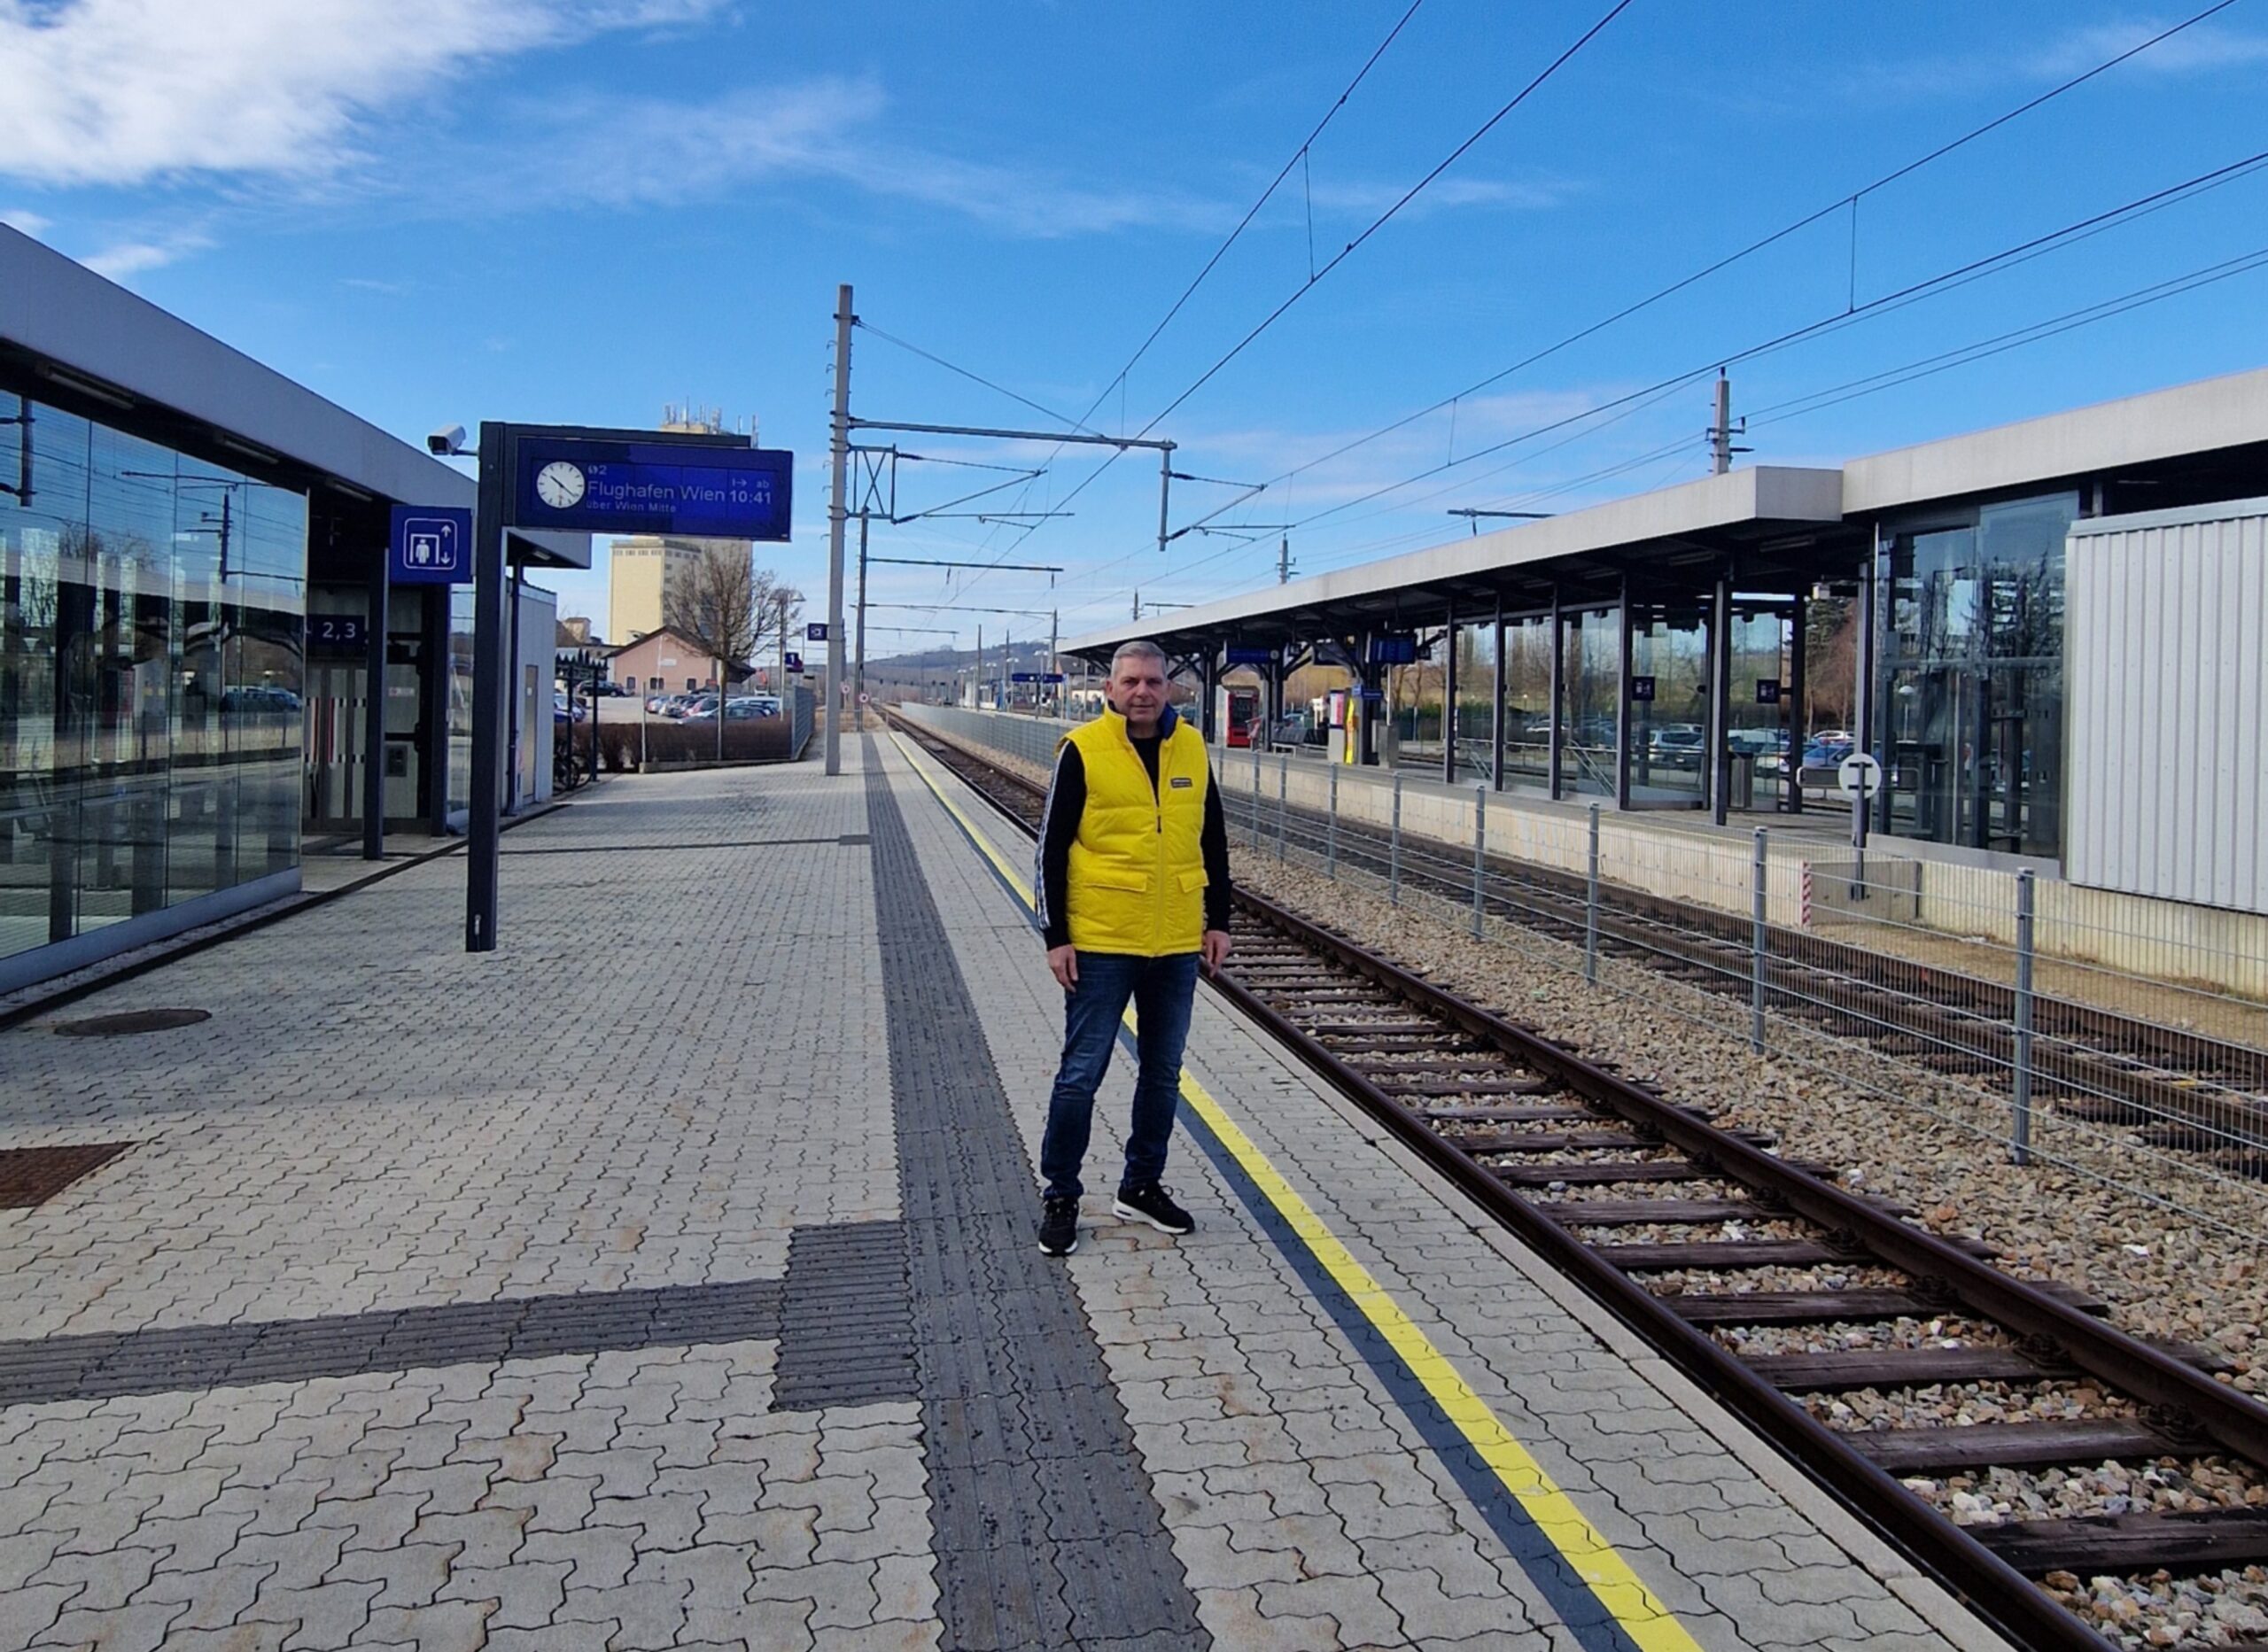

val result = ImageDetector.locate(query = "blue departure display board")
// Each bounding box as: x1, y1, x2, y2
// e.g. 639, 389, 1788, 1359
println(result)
512, 438, 794, 540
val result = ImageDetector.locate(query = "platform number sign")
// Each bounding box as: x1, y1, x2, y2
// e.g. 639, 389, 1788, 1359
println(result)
806, 622, 828, 642
1755, 679, 1782, 704
1628, 675, 1656, 702
308, 614, 369, 654
784, 651, 804, 675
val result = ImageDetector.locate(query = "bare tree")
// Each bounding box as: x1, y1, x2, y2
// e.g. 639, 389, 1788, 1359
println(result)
662, 544, 802, 758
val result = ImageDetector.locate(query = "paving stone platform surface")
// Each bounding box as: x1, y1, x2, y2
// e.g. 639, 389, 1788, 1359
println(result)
0, 744, 2008, 1652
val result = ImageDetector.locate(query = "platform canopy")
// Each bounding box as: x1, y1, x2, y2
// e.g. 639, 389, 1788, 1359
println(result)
1067, 465, 1848, 662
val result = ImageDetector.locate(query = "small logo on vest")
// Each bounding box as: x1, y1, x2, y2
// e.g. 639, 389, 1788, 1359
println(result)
1169, 776, 1194, 788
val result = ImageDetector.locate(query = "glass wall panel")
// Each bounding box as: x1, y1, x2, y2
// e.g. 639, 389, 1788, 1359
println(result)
1627, 601, 1707, 804
1503, 612, 1553, 788
1726, 606, 1792, 806
1878, 493, 2072, 856
446, 587, 475, 822
1559, 605, 1619, 797
1450, 618, 1496, 782
0, 392, 305, 974
1385, 628, 1446, 770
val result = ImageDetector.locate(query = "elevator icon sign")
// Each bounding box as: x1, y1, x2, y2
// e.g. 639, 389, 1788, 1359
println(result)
388, 505, 474, 585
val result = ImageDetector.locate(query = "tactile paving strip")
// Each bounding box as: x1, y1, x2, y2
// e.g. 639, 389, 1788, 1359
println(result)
0, 1143, 132, 1208
864, 736, 1210, 1652
0, 1277, 785, 1407
770, 1219, 919, 1410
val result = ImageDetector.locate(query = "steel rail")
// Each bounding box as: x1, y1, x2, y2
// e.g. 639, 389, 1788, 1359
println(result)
1213, 785, 2268, 1146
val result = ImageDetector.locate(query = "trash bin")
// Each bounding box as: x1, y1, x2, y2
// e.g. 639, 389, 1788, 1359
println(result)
1729, 750, 1755, 810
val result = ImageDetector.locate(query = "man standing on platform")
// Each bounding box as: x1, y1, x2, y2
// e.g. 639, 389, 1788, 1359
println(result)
1032, 639, 1232, 1256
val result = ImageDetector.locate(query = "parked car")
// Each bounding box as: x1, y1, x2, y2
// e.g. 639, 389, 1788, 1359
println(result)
553, 692, 586, 725
1802, 732, 1855, 770
1727, 728, 1789, 760
1648, 723, 1705, 767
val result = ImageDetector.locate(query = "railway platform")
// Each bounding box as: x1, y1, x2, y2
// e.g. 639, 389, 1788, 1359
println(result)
0, 743, 2007, 1652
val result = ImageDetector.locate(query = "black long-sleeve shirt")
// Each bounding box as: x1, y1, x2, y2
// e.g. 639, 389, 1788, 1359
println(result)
1036, 734, 1231, 950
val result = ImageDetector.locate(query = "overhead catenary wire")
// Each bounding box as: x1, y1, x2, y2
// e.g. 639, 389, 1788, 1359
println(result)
1096, 234, 2268, 607
965, 0, 1627, 592
1065, 141, 2268, 616
945, 0, 1433, 586
1056, 0, 2250, 603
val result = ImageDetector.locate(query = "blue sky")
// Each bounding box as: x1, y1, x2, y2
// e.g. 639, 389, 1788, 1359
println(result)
4, 0, 2266, 651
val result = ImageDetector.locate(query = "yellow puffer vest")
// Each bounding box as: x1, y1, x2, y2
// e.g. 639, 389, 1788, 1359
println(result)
1062, 706, 1211, 957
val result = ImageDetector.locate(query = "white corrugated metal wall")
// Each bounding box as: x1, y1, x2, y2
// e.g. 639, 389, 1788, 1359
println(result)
2067, 499, 2267, 913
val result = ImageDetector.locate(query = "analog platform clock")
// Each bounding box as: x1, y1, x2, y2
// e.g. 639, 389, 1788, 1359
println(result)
534, 461, 586, 509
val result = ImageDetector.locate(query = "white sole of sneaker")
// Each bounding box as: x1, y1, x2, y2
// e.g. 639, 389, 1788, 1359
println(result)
1037, 1237, 1078, 1256
1111, 1199, 1192, 1236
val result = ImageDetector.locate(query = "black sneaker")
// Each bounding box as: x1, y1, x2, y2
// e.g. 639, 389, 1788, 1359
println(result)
1037, 1195, 1080, 1256
1112, 1183, 1194, 1236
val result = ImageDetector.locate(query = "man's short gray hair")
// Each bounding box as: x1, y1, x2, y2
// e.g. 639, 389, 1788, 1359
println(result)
1109, 640, 1168, 673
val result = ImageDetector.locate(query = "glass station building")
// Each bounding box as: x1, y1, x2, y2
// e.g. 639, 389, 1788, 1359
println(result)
1069, 366, 2268, 871
0, 226, 584, 990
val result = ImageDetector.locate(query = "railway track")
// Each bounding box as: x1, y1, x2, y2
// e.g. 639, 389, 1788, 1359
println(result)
889, 709, 2268, 1652
1208, 757, 2268, 1169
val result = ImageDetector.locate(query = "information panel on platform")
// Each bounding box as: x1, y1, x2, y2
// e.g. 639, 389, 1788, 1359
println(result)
511, 438, 794, 540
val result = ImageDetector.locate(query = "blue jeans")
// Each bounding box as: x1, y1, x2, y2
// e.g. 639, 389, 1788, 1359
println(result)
1039, 950, 1200, 1201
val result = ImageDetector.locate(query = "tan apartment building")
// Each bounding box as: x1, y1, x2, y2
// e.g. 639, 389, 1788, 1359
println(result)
606, 404, 759, 644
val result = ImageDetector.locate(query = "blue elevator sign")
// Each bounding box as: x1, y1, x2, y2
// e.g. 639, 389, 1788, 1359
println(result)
511, 438, 794, 540
389, 506, 473, 585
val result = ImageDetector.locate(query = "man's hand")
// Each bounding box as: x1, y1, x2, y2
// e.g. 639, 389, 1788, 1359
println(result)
1200, 929, 1231, 975
1046, 944, 1079, 989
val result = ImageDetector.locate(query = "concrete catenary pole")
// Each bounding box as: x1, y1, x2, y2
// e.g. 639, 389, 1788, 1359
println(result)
824, 283, 852, 774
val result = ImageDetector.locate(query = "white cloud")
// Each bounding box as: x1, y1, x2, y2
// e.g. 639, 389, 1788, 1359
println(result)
2037, 19, 2268, 76
82, 227, 214, 278
0, 0, 734, 187
1306, 175, 1573, 219
460, 82, 1225, 237
1843, 15, 2268, 104
1, 206, 50, 236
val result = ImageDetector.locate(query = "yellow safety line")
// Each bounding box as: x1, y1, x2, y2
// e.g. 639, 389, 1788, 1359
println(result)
885, 731, 1704, 1651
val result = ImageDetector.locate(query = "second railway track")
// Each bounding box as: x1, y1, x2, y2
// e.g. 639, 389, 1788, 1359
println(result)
889, 708, 2268, 1652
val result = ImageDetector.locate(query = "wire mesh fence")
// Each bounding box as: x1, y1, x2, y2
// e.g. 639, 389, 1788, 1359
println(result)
901, 705, 2268, 1235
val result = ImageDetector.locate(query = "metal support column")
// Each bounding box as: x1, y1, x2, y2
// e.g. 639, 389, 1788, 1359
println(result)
1614, 575, 1634, 811
1710, 567, 1733, 826
1326, 763, 1339, 876
1863, 532, 1889, 836
1491, 598, 1506, 792
1786, 588, 1806, 816
361, 541, 388, 859
1547, 584, 1565, 802
465, 421, 509, 952
1441, 598, 1457, 785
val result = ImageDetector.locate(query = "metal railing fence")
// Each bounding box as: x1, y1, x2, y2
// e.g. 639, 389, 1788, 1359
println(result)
899, 705, 2268, 1234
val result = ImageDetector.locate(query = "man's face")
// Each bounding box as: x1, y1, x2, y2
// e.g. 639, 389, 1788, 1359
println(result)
1110, 655, 1168, 722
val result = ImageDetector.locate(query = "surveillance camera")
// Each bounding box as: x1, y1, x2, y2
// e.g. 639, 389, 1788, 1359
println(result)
426, 423, 467, 457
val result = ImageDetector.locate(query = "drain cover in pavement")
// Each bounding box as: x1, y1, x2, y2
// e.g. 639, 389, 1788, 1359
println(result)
52, 1008, 210, 1036
0, 1144, 131, 1208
